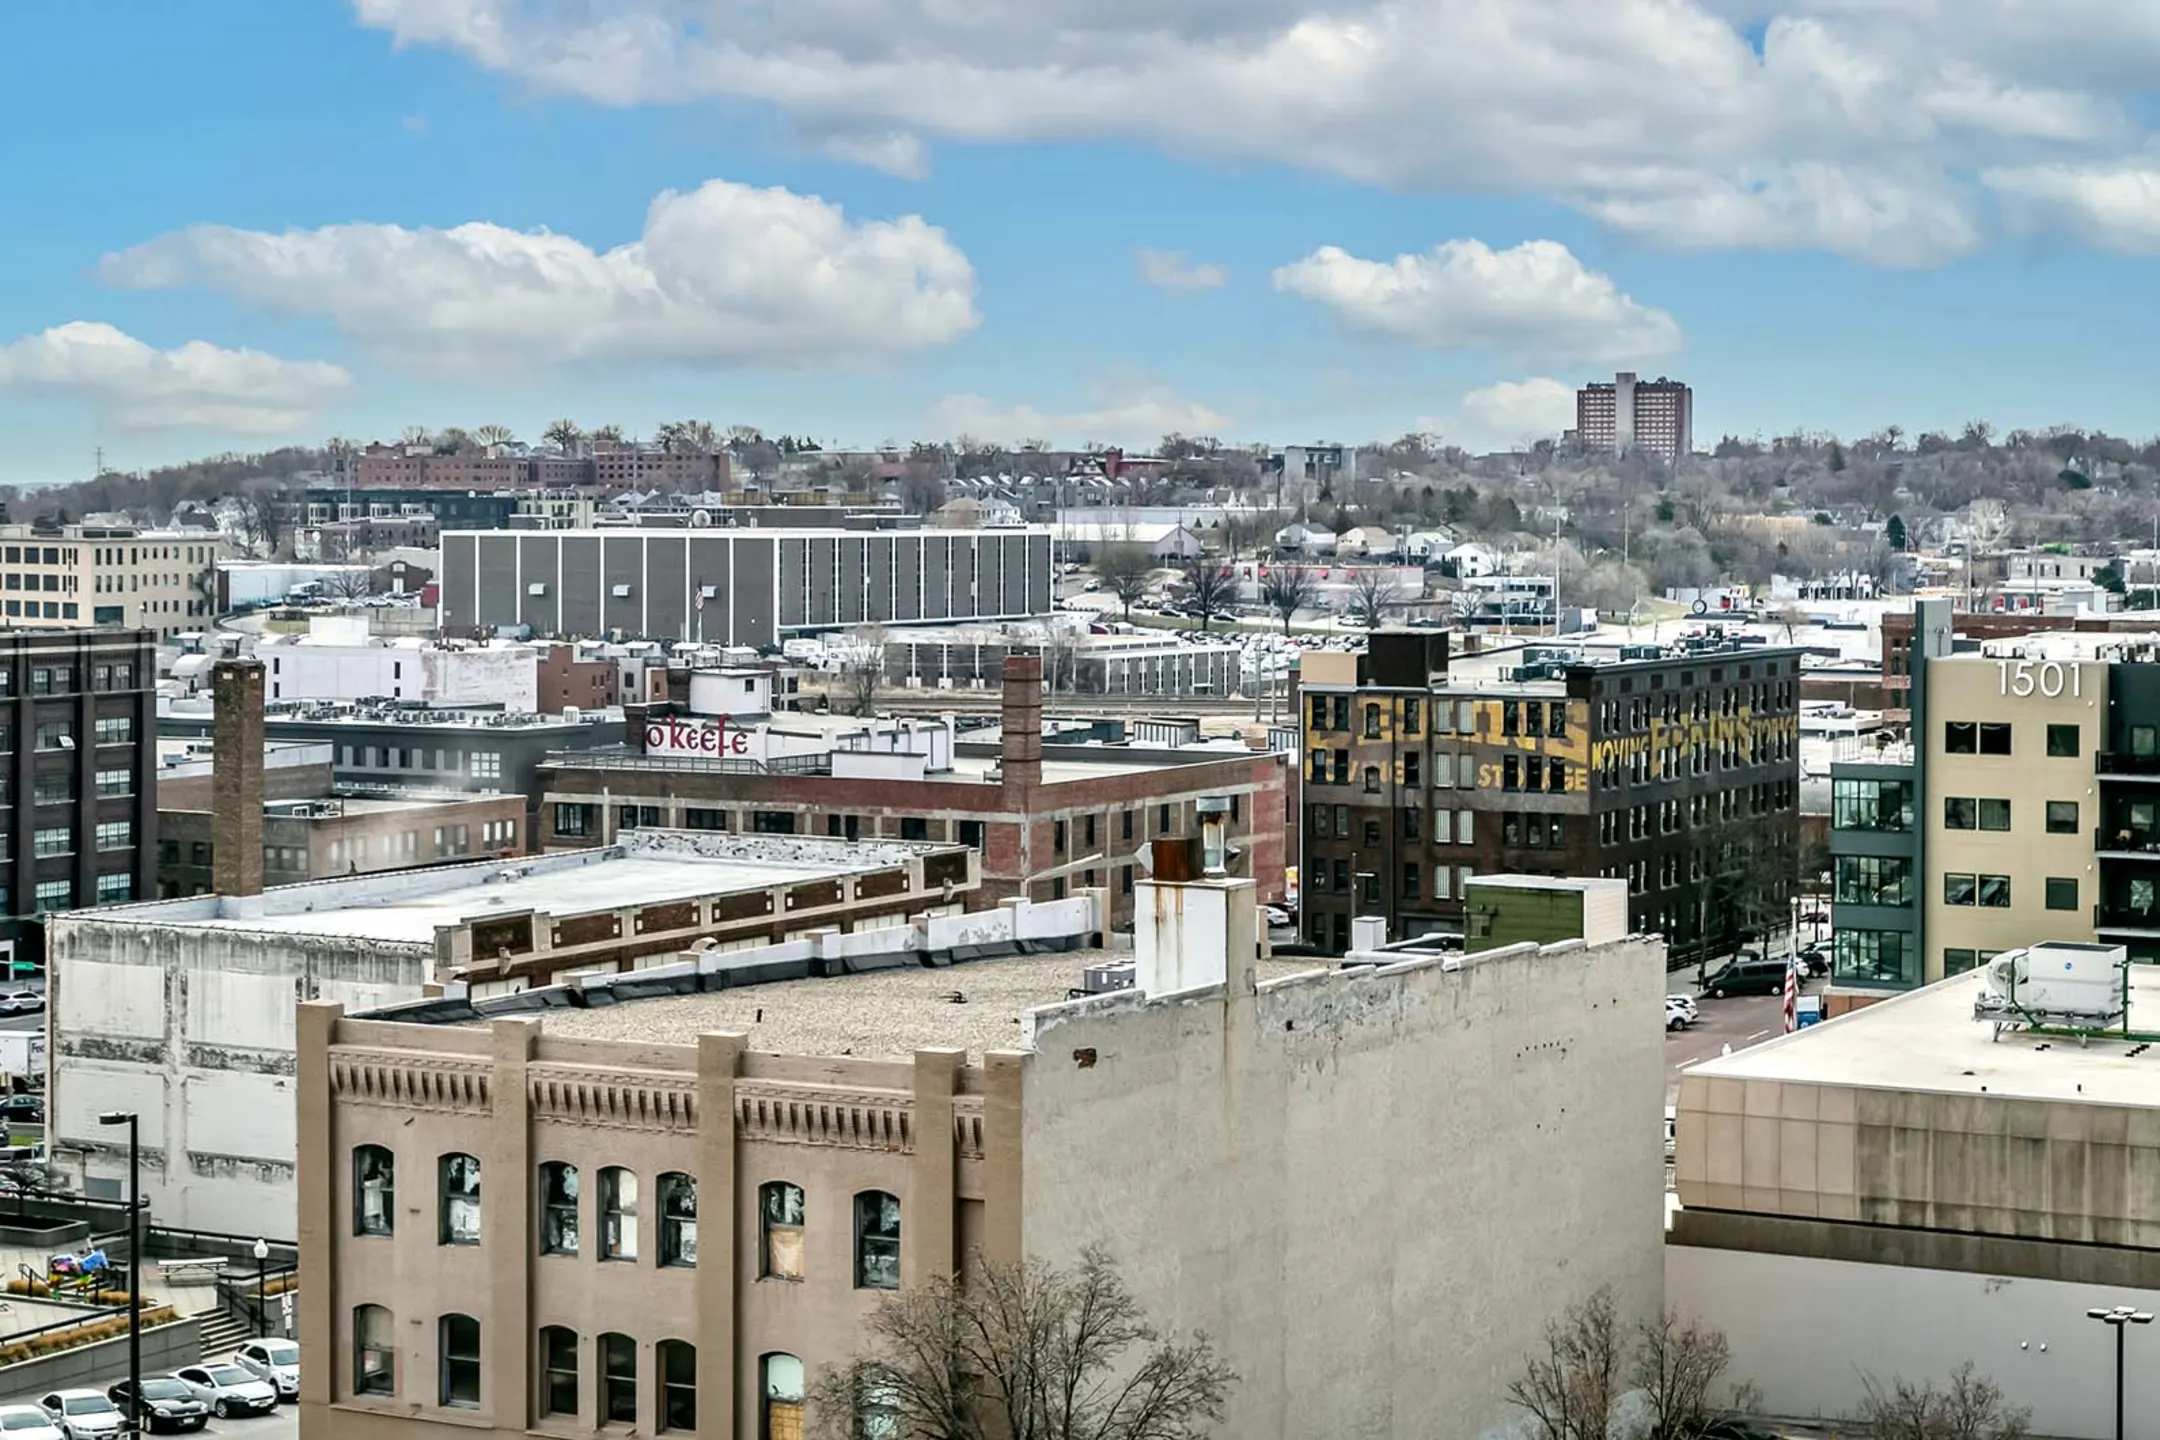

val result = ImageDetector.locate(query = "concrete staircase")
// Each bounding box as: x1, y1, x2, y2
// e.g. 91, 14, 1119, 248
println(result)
196, 1307, 252, 1358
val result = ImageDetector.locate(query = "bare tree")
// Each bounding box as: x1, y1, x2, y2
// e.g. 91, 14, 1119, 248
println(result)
542, 418, 583, 456
1259, 566, 1319, 635
232, 485, 289, 559
1346, 568, 1401, 627
840, 625, 888, 716
472, 424, 516, 448
588, 424, 625, 447
322, 569, 377, 603
1509, 1288, 1756, 1440
808, 1245, 1234, 1440
1097, 544, 1155, 618
1508, 1287, 1625, 1440
1855, 1363, 2031, 1440
1632, 1308, 1752, 1440
1186, 563, 1238, 634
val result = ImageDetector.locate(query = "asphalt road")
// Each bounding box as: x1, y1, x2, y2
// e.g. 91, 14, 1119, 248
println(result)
1663, 975, 1824, 1099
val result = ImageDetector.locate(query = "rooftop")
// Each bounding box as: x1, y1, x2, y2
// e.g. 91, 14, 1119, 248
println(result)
483, 949, 1324, 1061
1683, 966, 2160, 1108
83, 831, 959, 946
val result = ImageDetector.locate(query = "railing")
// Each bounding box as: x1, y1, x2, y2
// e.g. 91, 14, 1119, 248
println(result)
2097, 752, 2160, 776
214, 1263, 296, 1340
2095, 829, 2160, 856
542, 750, 832, 777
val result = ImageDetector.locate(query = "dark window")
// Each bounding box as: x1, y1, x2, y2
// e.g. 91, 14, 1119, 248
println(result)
1404, 753, 1420, 787
1402, 863, 1420, 900
554, 803, 591, 838
1363, 704, 1381, 739
660, 1172, 697, 1268
1120, 811, 1133, 841
353, 1146, 394, 1237
2047, 800, 2079, 834
1402, 807, 1421, 841
2046, 877, 2079, 911
1979, 723, 2012, 756
960, 820, 986, 848
439, 1154, 480, 1245
1503, 701, 1520, 737
900, 816, 928, 841
601, 1333, 637, 1424
2046, 724, 2080, 758
1832, 929, 1914, 986
1944, 873, 1977, 906
1403, 698, 1421, 735
854, 1191, 900, 1290
1979, 798, 2011, 831
438, 1315, 481, 1408
1331, 696, 1348, 731
1331, 751, 1348, 784
1977, 874, 2011, 908
540, 1326, 578, 1417
1833, 856, 1912, 907
1158, 803, 1171, 833
1309, 695, 1327, 731
760, 1181, 804, 1279
658, 1341, 696, 1433
1362, 766, 1380, 794
1362, 819, 1380, 847
1053, 820, 1066, 852
539, 1162, 578, 1255
1944, 797, 1977, 830
355, 1305, 395, 1396
1944, 948, 1978, 977
1945, 722, 1976, 754
752, 811, 797, 834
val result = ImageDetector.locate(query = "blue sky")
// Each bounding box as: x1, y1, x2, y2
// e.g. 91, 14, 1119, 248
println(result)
6, 0, 2160, 484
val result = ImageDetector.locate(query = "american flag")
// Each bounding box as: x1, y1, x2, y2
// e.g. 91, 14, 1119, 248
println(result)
1782, 956, 1798, 1034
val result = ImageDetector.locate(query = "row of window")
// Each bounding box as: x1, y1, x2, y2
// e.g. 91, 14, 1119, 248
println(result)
351, 1308, 697, 1427
353, 1149, 902, 1289
1941, 873, 2080, 912
1943, 720, 2080, 758
338, 743, 504, 777
10, 873, 133, 913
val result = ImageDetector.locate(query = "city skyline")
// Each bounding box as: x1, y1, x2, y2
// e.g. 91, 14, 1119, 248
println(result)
8, 2, 2160, 484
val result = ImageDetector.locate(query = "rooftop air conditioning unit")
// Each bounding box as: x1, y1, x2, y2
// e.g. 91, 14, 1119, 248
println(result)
1081, 962, 1135, 995
527, 582, 548, 596
611, 584, 634, 598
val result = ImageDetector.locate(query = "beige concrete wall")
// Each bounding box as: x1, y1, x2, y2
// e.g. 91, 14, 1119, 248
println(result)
1673, 1071, 2160, 1248
1018, 937, 1669, 1440
1922, 658, 2102, 980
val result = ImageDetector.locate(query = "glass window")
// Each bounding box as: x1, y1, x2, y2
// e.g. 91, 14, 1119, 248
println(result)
658, 1341, 695, 1433
1979, 723, 2012, 756
540, 1327, 578, 1418
95, 767, 131, 798
659, 1172, 697, 1268
95, 821, 131, 851
855, 1373, 901, 1440
1944, 797, 1977, 830
1978, 874, 2012, 908
33, 880, 69, 913
1834, 779, 1913, 831
2048, 800, 2080, 835
601, 1167, 638, 1260
439, 1154, 480, 1245
1979, 798, 2011, 831
354, 1146, 394, 1236
1362, 766, 1379, 794
1402, 698, 1421, 735
1833, 856, 1912, 907
2135, 725, 2159, 758
439, 1315, 481, 1408
33, 827, 70, 858
540, 1163, 578, 1255
1945, 721, 1976, 754
1832, 929, 1915, 986
94, 715, 131, 746
354, 1305, 394, 1396
2046, 877, 2079, 912
1945, 874, 1978, 906
34, 720, 72, 752
2047, 724, 2080, 758
1944, 948, 1979, 977
1362, 704, 1380, 739
95, 873, 131, 903
854, 1191, 900, 1290
601, 1333, 636, 1424
762, 1355, 804, 1440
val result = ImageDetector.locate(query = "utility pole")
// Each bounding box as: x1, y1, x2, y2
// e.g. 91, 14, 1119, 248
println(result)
93, 445, 103, 479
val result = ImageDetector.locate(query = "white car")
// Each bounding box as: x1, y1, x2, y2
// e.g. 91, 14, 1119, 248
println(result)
0, 1404, 65, 1440
170, 1365, 278, 1418
1263, 905, 1293, 928
1666, 994, 1699, 1024
235, 1338, 300, 1401
37, 1393, 121, 1440
1665, 996, 1697, 1032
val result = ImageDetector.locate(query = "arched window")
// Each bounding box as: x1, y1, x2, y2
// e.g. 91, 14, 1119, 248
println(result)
439, 1154, 480, 1245
438, 1314, 481, 1409
760, 1181, 804, 1280
657, 1340, 695, 1432
853, 1191, 900, 1291
601, 1332, 637, 1424
658, 1173, 697, 1268
600, 1167, 638, 1260
352, 1305, 394, 1396
1362, 765, 1380, 794
353, 1146, 394, 1237
539, 1163, 579, 1255
539, 1326, 578, 1418
761, 1354, 804, 1440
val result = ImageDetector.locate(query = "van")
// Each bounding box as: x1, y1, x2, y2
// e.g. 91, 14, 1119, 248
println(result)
1702, 955, 1788, 999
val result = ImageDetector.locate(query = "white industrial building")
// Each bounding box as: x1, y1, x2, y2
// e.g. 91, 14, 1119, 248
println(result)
256, 616, 540, 709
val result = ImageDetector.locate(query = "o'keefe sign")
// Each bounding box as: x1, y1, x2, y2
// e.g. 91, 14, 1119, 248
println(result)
645, 715, 751, 758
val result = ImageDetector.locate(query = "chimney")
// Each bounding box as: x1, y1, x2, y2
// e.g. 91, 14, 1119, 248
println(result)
999, 653, 1043, 792
212, 657, 266, 906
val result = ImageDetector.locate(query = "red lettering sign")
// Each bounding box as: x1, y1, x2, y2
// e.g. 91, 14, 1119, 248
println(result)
644, 717, 752, 757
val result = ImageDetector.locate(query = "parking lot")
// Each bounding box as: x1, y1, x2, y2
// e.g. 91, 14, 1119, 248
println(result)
1665, 974, 1823, 1099
1, 1349, 295, 1440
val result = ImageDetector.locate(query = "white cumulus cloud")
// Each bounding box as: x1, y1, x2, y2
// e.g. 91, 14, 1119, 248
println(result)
0, 322, 352, 433
1456, 377, 1578, 447
98, 179, 979, 372
1136, 249, 1229, 291
1985, 158, 2160, 253
934, 384, 1233, 448
346, 0, 2160, 266
1272, 239, 1681, 364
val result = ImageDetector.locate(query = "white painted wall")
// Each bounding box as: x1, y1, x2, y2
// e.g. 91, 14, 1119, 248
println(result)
1668, 1244, 2160, 1440
262, 637, 537, 710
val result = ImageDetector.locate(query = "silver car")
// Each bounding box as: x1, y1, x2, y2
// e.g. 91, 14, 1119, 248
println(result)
170, 1365, 277, 1418
0, 1403, 65, 1440
36, 1393, 121, 1440
235, 1339, 299, 1402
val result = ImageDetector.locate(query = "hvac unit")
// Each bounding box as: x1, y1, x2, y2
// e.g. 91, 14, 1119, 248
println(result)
1081, 962, 1135, 995
610, 584, 634, 598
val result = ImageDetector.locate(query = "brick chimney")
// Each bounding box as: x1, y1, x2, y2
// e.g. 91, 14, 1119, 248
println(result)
999, 653, 1043, 793
212, 657, 266, 905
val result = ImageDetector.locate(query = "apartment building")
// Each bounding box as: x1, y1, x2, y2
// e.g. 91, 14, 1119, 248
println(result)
1574, 371, 1693, 465
1298, 630, 1802, 965
292, 868, 1667, 1440
353, 444, 731, 493
1829, 600, 2160, 995
0, 524, 232, 639
0, 629, 158, 971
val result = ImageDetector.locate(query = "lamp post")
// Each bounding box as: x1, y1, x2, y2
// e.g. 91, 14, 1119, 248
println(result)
97, 1112, 139, 1438
252, 1238, 268, 1338
2087, 1304, 2153, 1440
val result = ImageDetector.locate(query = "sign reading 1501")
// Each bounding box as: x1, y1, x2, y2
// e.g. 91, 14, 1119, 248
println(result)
1996, 659, 2083, 698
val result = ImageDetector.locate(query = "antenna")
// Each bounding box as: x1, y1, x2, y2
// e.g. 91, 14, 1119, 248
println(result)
93, 446, 103, 478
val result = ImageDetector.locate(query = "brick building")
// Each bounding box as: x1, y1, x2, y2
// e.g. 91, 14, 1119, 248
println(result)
1298, 630, 1801, 967
535, 657, 1289, 928
535, 642, 620, 714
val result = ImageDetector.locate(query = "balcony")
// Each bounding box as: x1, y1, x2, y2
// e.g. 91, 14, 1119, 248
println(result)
2097, 828, 2160, 860
2095, 903, 2160, 934
2097, 752, 2160, 779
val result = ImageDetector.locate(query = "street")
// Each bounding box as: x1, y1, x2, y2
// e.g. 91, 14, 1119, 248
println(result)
1665, 976, 1821, 1099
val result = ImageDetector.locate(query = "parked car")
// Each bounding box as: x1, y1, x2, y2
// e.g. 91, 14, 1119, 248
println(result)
105, 1380, 208, 1434
36, 1393, 123, 1440
1665, 994, 1699, 1029
0, 1095, 45, 1122
1701, 955, 1790, 999
235, 1339, 300, 1402
0, 990, 43, 1016
169, 1366, 277, 1418
1263, 905, 1294, 929
1794, 946, 1829, 978
0, 1403, 65, 1440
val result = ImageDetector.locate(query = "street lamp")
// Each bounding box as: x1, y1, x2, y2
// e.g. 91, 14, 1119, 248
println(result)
97, 1112, 139, 1438
2087, 1304, 2153, 1440
251, 1238, 268, 1338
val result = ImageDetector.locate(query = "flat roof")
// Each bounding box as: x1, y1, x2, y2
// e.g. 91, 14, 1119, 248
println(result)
508, 950, 1324, 1061
86, 833, 954, 946
1683, 967, 2160, 1107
